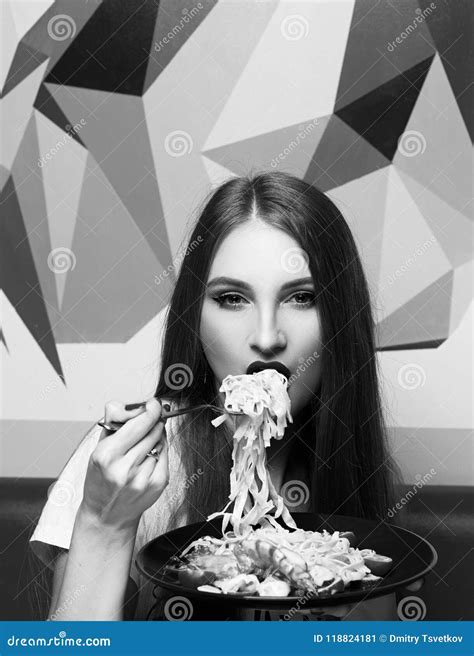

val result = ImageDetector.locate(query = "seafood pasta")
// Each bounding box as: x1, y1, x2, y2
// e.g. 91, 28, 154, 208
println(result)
172, 369, 393, 597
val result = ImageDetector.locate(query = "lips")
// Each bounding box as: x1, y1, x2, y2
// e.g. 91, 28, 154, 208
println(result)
246, 360, 291, 380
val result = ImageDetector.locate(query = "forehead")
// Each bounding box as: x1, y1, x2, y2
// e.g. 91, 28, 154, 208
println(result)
209, 221, 310, 281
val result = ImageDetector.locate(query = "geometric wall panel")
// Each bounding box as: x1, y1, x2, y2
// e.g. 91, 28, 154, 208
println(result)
1, 1, 472, 486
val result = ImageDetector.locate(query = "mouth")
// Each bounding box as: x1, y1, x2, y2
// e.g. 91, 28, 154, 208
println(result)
246, 360, 291, 381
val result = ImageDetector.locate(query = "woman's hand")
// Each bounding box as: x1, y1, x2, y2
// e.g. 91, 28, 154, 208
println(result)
81, 397, 170, 530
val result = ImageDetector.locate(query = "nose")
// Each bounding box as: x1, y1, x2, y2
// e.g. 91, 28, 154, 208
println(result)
249, 310, 287, 355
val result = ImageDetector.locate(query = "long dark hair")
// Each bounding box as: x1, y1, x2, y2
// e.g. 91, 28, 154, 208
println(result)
155, 170, 399, 529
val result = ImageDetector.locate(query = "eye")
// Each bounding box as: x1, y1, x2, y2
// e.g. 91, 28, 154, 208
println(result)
287, 291, 315, 307
212, 293, 248, 310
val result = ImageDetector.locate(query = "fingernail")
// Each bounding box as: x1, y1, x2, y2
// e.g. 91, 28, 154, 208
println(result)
125, 402, 146, 411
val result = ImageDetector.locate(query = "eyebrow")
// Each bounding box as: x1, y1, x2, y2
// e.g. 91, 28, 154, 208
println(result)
206, 276, 314, 291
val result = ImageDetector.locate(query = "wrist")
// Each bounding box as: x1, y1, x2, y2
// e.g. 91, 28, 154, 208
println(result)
76, 502, 140, 540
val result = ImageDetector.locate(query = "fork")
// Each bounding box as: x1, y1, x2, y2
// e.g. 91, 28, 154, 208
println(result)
97, 402, 242, 434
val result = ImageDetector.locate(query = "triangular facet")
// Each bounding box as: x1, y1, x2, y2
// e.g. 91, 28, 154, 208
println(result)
335, 0, 435, 110
393, 54, 472, 221
35, 110, 88, 310
204, 117, 329, 178
377, 270, 452, 350
377, 168, 451, 321
336, 56, 434, 161
0, 176, 64, 382
34, 82, 85, 147
144, 0, 218, 93
305, 114, 389, 191
1, 41, 48, 97
45, 1, 159, 95
46, 83, 172, 270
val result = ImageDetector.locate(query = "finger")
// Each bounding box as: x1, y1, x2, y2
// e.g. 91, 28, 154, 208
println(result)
405, 577, 425, 592
125, 422, 167, 468
101, 397, 164, 453
98, 400, 148, 441
148, 439, 169, 486
133, 451, 158, 485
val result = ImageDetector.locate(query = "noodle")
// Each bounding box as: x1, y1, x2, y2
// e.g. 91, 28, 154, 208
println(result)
174, 368, 390, 597
207, 369, 295, 535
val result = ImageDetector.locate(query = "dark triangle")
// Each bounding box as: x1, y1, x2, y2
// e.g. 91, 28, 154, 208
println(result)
335, 56, 434, 161
34, 83, 85, 147
0, 176, 65, 384
45, 0, 159, 96
0, 327, 8, 353
377, 338, 445, 351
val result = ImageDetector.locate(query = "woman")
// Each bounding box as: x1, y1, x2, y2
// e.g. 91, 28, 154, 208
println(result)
30, 171, 403, 621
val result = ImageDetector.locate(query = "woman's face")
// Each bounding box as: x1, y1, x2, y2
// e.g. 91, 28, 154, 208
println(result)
200, 220, 323, 418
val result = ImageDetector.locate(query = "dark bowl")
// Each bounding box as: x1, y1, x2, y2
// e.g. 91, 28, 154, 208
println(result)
136, 512, 437, 610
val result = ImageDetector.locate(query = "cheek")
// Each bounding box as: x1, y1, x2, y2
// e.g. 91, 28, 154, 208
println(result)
199, 302, 240, 367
